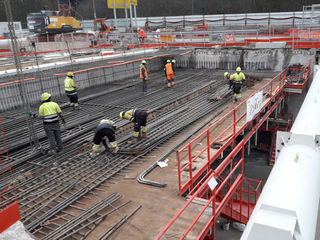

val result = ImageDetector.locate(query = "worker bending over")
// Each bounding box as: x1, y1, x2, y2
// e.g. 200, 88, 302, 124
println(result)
28, 92, 65, 155
91, 119, 119, 158
65, 72, 80, 110
230, 67, 245, 102
120, 109, 148, 144
164, 60, 175, 88
140, 60, 148, 93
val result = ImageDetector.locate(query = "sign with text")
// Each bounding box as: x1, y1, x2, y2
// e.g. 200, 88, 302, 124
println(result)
246, 91, 263, 122
108, 0, 137, 9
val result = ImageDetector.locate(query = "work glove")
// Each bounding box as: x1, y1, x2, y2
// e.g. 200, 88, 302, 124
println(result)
61, 118, 66, 124
27, 111, 36, 118
112, 146, 119, 154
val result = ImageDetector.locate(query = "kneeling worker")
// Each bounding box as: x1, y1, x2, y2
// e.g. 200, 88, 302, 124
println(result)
120, 109, 148, 144
91, 119, 119, 158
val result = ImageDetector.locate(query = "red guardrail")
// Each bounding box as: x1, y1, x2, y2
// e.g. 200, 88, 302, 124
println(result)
285, 62, 311, 95
177, 69, 286, 195
157, 64, 310, 239
156, 143, 264, 240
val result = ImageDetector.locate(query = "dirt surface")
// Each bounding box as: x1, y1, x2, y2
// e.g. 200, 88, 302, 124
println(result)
82, 77, 275, 240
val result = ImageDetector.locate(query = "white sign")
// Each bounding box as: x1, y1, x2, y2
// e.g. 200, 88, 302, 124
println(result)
208, 177, 218, 191
246, 91, 263, 122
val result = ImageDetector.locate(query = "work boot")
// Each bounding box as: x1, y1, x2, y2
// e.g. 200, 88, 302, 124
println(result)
47, 150, 56, 156
112, 146, 119, 154
90, 151, 99, 158
56, 147, 63, 153
127, 138, 138, 144
141, 132, 147, 138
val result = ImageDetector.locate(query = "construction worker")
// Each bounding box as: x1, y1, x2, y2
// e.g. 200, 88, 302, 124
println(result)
224, 72, 233, 89
91, 119, 119, 158
164, 60, 174, 88
140, 60, 148, 93
138, 28, 146, 43
230, 67, 246, 102
120, 109, 148, 144
65, 72, 80, 110
28, 93, 65, 155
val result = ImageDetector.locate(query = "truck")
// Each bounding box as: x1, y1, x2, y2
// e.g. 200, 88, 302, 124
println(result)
27, 4, 83, 35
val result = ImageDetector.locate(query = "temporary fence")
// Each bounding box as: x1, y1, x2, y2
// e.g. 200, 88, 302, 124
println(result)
0, 115, 20, 234
0, 54, 169, 112
103, 10, 320, 32
1, 26, 320, 64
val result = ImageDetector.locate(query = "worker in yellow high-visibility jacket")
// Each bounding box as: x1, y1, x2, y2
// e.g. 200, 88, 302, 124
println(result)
28, 92, 65, 155
120, 109, 148, 144
230, 67, 245, 102
64, 72, 79, 110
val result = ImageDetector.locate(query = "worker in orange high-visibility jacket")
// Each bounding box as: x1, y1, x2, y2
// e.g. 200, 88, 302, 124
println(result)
140, 60, 148, 93
164, 60, 174, 88
138, 28, 146, 43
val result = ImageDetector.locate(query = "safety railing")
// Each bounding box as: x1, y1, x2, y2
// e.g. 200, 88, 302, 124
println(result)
0, 115, 20, 234
177, 69, 286, 196
217, 177, 263, 224
156, 144, 262, 240
158, 74, 288, 239
285, 61, 311, 95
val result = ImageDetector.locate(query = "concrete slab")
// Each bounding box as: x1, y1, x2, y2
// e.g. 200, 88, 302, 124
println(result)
0, 221, 34, 240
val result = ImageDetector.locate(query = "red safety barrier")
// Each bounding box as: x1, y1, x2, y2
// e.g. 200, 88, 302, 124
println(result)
156, 142, 265, 240
284, 62, 311, 96
177, 70, 287, 195
0, 78, 36, 87
53, 52, 178, 76
0, 44, 117, 59
0, 116, 20, 234
156, 63, 311, 239
157, 75, 289, 239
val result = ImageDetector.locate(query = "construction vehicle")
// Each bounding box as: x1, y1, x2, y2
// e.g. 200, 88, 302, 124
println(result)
93, 18, 115, 40
27, 4, 82, 35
